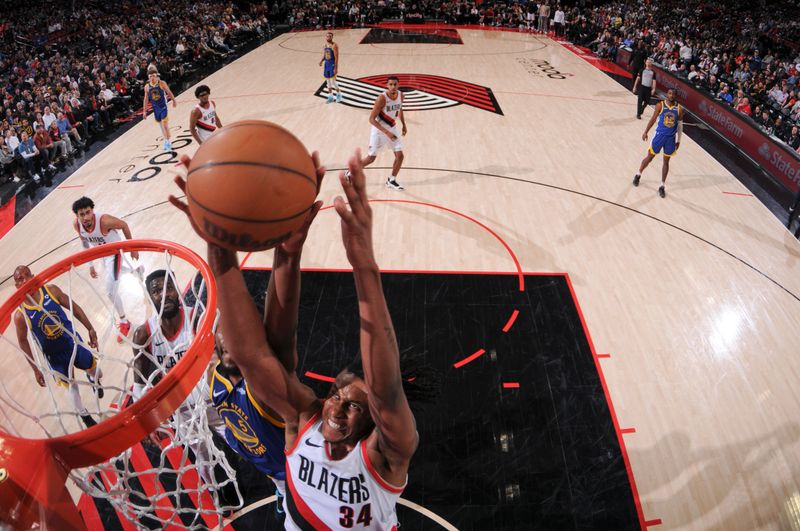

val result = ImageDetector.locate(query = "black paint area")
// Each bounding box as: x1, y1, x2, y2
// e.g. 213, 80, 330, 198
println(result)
90, 270, 638, 530
228, 270, 638, 530
360, 28, 463, 44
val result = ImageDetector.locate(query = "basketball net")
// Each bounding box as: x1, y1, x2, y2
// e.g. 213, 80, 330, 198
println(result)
0, 241, 242, 529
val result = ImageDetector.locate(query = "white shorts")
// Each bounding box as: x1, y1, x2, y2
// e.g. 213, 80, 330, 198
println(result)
368, 125, 403, 156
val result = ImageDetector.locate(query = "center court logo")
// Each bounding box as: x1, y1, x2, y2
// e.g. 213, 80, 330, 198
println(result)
314, 74, 503, 115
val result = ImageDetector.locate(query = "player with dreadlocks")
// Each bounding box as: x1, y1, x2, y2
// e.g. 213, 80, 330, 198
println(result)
169, 149, 439, 528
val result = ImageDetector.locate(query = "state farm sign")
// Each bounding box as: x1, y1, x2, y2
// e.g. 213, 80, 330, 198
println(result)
652, 68, 800, 192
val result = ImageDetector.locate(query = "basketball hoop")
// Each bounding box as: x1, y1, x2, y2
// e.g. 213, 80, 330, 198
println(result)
0, 240, 235, 529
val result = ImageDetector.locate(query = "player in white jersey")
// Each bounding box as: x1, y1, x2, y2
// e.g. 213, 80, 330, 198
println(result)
169, 150, 438, 529
72, 196, 140, 343
347, 76, 407, 191
189, 85, 223, 145
131, 269, 224, 485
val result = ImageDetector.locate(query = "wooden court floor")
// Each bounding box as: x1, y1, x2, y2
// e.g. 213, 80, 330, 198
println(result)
1, 28, 799, 530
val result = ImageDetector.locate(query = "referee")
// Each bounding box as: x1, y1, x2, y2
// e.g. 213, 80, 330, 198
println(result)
633, 59, 657, 119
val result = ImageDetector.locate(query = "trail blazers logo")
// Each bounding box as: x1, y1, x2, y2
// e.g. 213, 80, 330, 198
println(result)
315, 74, 503, 115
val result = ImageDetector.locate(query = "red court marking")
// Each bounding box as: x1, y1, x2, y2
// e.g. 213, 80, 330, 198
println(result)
453, 348, 486, 368
77, 491, 104, 529
127, 443, 178, 523
597, 353, 611, 359
564, 273, 655, 530
57, 184, 85, 189
502, 382, 520, 389
319, 199, 524, 291
722, 191, 753, 197
239, 252, 254, 268
645, 519, 663, 527
621, 428, 637, 434
305, 371, 336, 383
502, 309, 520, 332
161, 441, 221, 529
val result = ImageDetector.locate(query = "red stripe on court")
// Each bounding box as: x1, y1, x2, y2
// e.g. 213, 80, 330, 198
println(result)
722, 191, 753, 197
453, 348, 486, 368
564, 273, 655, 530
77, 491, 104, 529
305, 371, 336, 383
620, 427, 637, 434
597, 353, 611, 359
128, 443, 178, 522
161, 440, 221, 529
369, 199, 525, 291
502, 382, 520, 389
239, 252, 253, 268
502, 309, 519, 332
645, 519, 663, 527
58, 185, 85, 189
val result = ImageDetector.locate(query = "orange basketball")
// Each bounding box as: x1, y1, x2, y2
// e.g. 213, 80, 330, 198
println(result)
186, 120, 318, 251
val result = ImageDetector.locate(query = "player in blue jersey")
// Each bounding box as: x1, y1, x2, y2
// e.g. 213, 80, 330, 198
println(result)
319, 32, 341, 103
142, 65, 177, 151
12, 265, 103, 428
633, 88, 683, 198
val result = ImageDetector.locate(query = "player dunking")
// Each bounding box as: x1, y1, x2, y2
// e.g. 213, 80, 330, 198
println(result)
189, 85, 223, 145
210, 202, 321, 516
320, 32, 341, 103
347, 76, 407, 191
170, 150, 438, 528
72, 196, 141, 342
13, 265, 103, 429
633, 88, 683, 198
142, 65, 177, 151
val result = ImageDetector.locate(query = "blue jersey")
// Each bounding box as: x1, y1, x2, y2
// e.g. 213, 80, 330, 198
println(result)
210, 364, 287, 479
654, 102, 680, 137
18, 286, 94, 380
148, 82, 168, 111
323, 45, 336, 78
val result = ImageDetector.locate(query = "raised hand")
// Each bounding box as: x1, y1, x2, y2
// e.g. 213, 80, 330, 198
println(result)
333, 150, 376, 270
279, 151, 326, 256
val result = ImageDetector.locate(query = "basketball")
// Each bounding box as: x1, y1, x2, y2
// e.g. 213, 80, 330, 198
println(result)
186, 120, 318, 251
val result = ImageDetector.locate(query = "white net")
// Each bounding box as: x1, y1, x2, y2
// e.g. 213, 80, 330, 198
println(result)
0, 243, 242, 529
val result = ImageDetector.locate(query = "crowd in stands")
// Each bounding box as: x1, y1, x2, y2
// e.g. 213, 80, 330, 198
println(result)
0, 0, 270, 194
566, 0, 800, 152
2, 0, 799, 200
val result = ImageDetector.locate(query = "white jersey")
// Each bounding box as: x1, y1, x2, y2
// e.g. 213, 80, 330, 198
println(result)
376, 91, 402, 130
146, 306, 208, 408
77, 212, 122, 247
284, 413, 405, 530
194, 101, 217, 141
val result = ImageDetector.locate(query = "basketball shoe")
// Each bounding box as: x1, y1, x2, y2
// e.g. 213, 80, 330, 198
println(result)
386, 177, 404, 191
117, 321, 131, 343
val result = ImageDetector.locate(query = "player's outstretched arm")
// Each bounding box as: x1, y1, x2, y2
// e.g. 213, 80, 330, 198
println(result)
49, 285, 98, 350
13, 312, 45, 387
207, 245, 319, 425
333, 151, 417, 468
168, 163, 320, 430
264, 151, 324, 372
